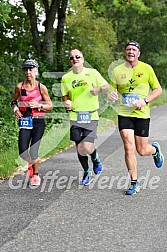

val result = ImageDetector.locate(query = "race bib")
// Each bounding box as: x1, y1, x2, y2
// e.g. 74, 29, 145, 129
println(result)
122, 93, 139, 106
19, 117, 33, 129
77, 112, 91, 123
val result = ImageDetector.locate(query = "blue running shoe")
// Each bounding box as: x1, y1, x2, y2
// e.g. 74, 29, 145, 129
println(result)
125, 182, 141, 195
81, 171, 93, 186
93, 162, 103, 175
152, 142, 164, 168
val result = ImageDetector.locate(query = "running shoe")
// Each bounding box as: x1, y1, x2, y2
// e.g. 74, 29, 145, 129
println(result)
152, 142, 164, 168
30, 174, 41, 186
27, 163, 33, 178
125, 182, 141, 195
81, 171, 93, 186
93, 162, 103, 175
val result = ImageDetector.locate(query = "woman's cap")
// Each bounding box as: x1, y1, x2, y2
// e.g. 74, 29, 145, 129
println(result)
22, 59, 39, 69
125, 41, 140, 50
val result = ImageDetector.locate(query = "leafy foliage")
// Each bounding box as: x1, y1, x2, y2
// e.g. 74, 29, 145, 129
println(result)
85, 0, 167, 86
0, 0, 11, 28
66, 1, 117, 80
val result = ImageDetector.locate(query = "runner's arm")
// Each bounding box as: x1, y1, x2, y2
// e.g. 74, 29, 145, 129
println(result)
145, 86, 162, 103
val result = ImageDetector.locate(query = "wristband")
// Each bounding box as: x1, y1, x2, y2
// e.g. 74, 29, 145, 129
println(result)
14, 106, 19, 113
99, 87, 102, 93
11, 100, 18, 107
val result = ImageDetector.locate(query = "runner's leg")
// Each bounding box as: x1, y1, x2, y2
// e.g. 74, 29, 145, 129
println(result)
120, 129, 137, 180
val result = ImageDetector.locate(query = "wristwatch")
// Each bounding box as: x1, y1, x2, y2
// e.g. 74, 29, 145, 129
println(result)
144, 97, 149, 104
38, 104, 43, 111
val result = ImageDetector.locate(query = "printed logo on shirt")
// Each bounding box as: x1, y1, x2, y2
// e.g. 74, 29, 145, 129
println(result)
72, 80, 88, 88
126, 79, 136, 92
121, 73, 126, 79
136, 72, 143, 77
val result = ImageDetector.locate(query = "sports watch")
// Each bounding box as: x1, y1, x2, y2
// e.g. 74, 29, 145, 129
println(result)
144, 97, 149, 104
38, 104, 43, 111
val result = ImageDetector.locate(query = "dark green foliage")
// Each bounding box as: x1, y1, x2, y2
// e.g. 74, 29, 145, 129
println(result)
85, 0, 167, 87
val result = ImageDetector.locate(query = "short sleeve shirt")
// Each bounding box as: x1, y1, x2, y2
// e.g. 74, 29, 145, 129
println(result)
61, 67, 106, 120
110, 61, 160, 118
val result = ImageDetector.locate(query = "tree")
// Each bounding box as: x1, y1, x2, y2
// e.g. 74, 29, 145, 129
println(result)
22, 0, 68, 67
0, 0, 11, 27
85, 0, 167, 86
65, 1, 116, 79
56, 0, 68, 71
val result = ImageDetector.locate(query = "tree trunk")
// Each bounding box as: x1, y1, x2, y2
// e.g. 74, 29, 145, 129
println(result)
22, 0, 41, 55
22, 0, 62, 65
56, 0, 68, 71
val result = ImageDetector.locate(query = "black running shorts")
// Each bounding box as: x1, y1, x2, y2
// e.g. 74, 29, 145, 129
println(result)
70, 120, 98, 144
118, 115, 150, 137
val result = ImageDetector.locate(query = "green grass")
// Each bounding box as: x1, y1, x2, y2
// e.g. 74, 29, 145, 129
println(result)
1, 89, 167, 179
0, 145, 19, 179
0, 133, 73, 179
151, 88, 167, 107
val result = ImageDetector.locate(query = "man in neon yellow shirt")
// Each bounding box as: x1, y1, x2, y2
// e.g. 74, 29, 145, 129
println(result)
108, 40, 164, 195
61, 49, 109, 185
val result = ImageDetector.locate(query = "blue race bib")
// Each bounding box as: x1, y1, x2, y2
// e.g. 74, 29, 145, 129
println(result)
122, 93, 139, 106
19, 117, 33, 129
77, 112, 91, 123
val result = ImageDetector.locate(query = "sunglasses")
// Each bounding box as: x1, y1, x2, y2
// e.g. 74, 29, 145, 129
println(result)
69, 55, 82, 60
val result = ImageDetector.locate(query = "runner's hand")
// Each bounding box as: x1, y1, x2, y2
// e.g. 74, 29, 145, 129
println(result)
64, 100, 72, 110
14, 109, 22, 120
133, 99, 147, 110
90, 83, 100, 96
108, 90, 118, 102
29, 100, 40, 109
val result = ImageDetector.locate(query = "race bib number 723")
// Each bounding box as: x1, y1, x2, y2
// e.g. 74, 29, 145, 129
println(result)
18, 117, 33, 129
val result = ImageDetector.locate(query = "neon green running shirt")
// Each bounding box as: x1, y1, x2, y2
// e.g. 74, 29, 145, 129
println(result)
61, 67, 106, 120
110, 61, 160, 118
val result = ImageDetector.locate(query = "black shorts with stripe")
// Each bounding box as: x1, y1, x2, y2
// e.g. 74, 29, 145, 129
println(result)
118, 115, 150, 137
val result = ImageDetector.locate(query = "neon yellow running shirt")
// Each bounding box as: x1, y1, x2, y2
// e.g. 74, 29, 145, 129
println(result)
110, 61, 160, 118
61, 67, 106, 120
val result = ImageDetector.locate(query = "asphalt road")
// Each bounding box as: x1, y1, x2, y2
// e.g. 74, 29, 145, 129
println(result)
0, 104, 167, 252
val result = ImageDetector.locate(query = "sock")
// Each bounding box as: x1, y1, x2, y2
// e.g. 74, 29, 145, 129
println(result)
131, 179, 137, 185
77, 153, 89, 172
33, 173, 39, 176
152, 148, 157, 156
90, 149, 100, 163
